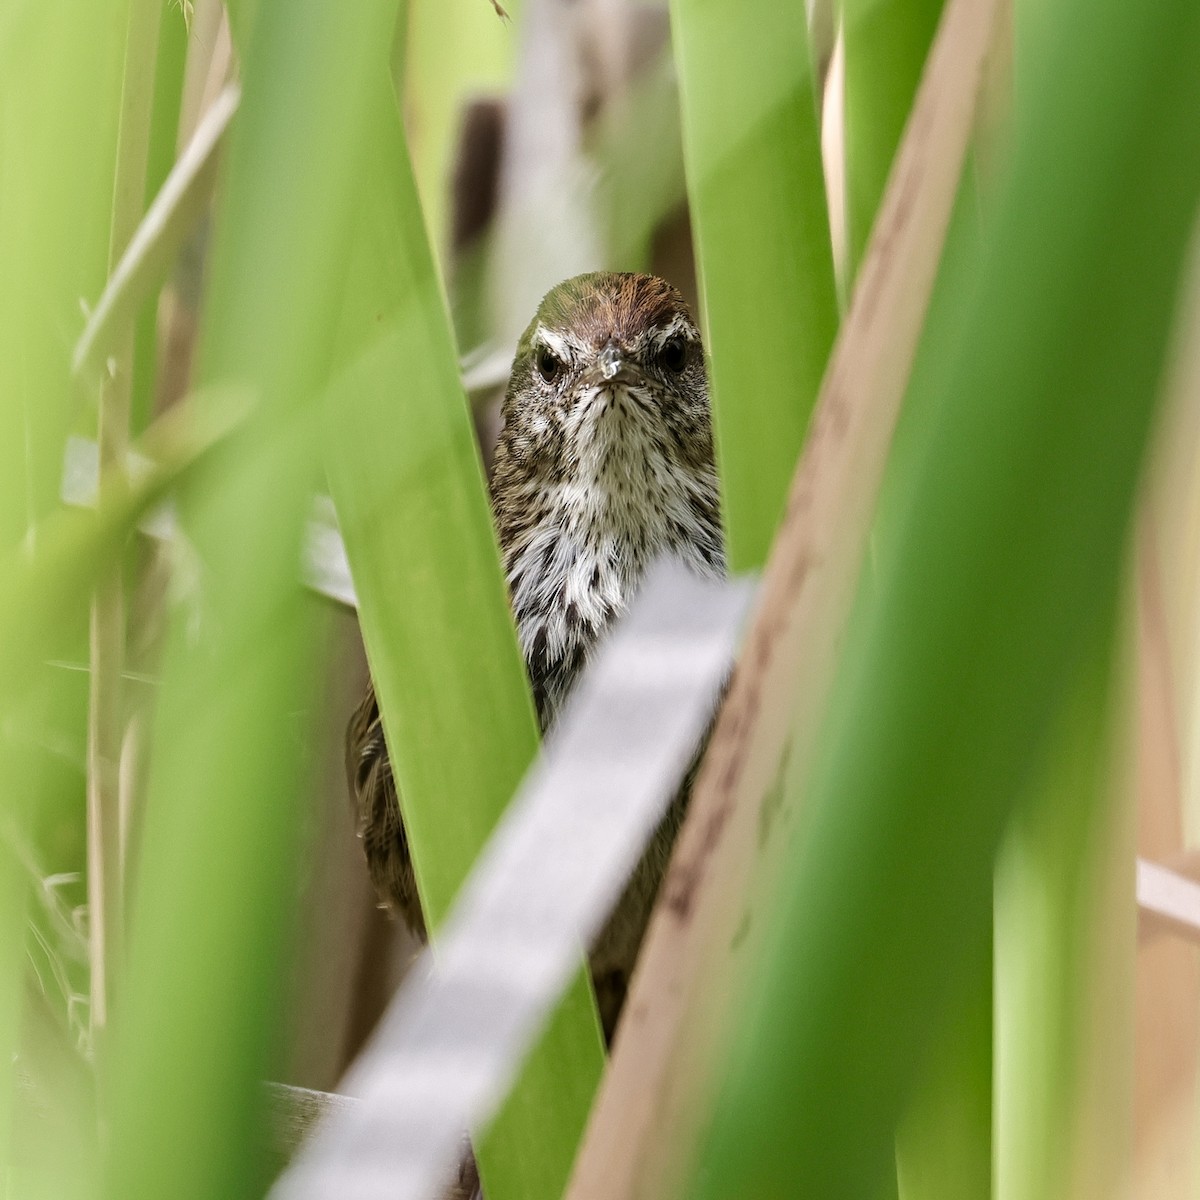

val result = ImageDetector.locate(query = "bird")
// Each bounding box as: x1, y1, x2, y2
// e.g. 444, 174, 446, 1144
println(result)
346, 271, 726, 1042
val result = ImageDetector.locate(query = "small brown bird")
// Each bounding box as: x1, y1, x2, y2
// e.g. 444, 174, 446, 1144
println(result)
346, 272, 725, 1040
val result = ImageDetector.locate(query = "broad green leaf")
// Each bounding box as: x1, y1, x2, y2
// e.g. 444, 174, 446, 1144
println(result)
897, 938, 992, 1200
889, 162, 993, 1200
0, 3, 125, 547
670, 0, 838, 570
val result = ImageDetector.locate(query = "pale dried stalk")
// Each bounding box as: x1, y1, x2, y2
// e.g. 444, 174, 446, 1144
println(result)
177, 0, 229, 149
821, 30, 848, 304
86, 573, 124, 1038
73, 84, 238, 387
1133, 557, 1200, 1194
565, 0, 1007, 1195
1131, 227, 1200, 1198
1133, 838, 1200, 1200
1136, 525, 1188, 880
1147, 224, 1200, 835
86, 0, 163, 1037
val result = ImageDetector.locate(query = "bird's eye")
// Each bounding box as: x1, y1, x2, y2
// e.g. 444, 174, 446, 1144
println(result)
658, 335, 687, 373
536, 347, 563, 384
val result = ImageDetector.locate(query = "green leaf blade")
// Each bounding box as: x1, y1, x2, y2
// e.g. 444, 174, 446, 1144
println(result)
670, 0, 839, 571
326, 76, 605, 1200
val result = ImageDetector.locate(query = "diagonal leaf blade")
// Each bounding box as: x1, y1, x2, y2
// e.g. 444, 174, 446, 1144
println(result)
325, 68, 605, 1200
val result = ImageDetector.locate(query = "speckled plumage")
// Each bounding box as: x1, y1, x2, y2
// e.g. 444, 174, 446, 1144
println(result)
347, 272, 725, 1039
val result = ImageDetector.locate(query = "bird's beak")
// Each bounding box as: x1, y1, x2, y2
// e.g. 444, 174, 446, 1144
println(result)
581, 340, 642, 387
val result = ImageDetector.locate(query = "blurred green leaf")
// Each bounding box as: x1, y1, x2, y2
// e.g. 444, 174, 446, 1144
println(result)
0, 4, 125, 546
885, 161, 992, 1200
104, 3, 402, 1200
995, 611, 1131, 1200
0, 388, 250, 704
897, 937, 992, 1200
598, 52, 688, 272
406, 0, 520, 256
0, 0, 127, 1173
692, 0, 1200, 1192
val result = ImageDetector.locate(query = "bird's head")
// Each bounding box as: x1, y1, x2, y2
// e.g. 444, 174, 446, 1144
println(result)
496, 272, 714, 480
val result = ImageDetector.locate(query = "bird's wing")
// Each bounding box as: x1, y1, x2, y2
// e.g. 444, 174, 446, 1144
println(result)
344, 679, 427, 939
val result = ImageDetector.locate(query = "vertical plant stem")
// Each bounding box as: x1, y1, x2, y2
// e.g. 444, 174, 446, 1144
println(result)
994, 609, 1136, 1200
896, 932, 992, 1200
86, 0, 163, 1041
0, 830, 29, 1176
130, 0, 191, 433
177, 0, 227, 146
0, 0, 127, 1183
406, 0, 519, 257
118, 3, 192, 1001
883, 8, 1010, 1182
86, 580, 124, 1040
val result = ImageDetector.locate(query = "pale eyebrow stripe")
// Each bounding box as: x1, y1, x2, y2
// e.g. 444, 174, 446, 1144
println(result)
650, 314, 697, 347
531, 325, 571, 358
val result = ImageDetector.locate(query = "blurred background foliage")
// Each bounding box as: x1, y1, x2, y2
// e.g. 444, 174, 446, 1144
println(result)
2, 0, 1200, 1198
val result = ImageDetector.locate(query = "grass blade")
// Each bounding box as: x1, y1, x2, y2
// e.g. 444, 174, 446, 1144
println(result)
130, 0, 190, 433
841, 0, 945, 282
406, 0, 519, 256
670, 0, 838, 570
896, 935, 992, 1200
995, 614, 1135, 1200
0, 2, 127, 1171
73, 84, 238, 389
0, 5, 124, 546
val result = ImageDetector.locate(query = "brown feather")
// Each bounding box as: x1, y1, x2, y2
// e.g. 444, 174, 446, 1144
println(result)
345, 679, 426, 938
